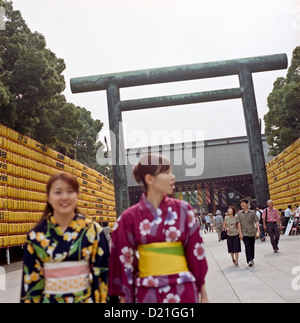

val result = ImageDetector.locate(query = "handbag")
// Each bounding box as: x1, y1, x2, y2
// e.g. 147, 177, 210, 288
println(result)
221, 229, 227, 240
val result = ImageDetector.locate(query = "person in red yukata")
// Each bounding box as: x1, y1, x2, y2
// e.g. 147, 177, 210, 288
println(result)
108, 153, 208, 303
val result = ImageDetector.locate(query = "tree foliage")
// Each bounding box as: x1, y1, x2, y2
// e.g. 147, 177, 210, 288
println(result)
264, 46, 300, 156
0, 1, 106, 173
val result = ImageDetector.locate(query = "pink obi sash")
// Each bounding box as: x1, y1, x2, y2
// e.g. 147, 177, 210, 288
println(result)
43, 261, 91, 295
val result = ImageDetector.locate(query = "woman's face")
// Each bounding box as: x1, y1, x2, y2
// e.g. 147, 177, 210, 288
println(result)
228, 208, 233, 215
148, 168, 176, 195
48, 179, 78, 217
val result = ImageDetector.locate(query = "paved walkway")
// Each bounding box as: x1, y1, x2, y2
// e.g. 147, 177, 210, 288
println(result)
0, 261, 22, 303
0, 233, 300, 303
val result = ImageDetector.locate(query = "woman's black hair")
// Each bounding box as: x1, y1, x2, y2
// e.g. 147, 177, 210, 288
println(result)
133, 153, 171, 191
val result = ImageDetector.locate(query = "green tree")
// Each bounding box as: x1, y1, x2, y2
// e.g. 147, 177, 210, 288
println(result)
0, 1, 109, 175
74, 106, 104, 172
0, 1, 65, 135
264, 46, 300, 156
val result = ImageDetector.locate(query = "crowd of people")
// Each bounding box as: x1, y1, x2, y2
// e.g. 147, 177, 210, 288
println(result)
198, 201, 300, 268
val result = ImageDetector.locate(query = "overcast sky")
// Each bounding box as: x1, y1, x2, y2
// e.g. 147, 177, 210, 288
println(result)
10, 0, 299, 148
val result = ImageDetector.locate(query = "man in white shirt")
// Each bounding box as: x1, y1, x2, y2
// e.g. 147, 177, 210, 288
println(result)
284, 205, 292, 234
295, 205, 300, 218
256, 206, 265, 242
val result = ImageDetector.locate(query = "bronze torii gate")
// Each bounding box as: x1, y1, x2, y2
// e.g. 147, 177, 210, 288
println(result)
71, 53, 288, 217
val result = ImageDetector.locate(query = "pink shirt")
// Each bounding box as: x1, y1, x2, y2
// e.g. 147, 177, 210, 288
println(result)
262, 208, 280, 222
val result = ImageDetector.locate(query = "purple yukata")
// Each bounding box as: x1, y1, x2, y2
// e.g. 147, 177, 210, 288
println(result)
109, 193, 208, 303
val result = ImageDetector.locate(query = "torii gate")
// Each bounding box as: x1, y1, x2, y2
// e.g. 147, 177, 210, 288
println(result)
71, 53, 288, 217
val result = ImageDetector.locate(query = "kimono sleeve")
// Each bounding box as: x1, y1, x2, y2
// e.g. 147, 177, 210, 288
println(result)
20, 237, 45, 303
90, 222, 110, 303
108, 210, 137, 303
183, 203, 208, 291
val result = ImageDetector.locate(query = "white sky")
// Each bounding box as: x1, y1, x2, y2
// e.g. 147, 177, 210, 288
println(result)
10, 0, 299, 148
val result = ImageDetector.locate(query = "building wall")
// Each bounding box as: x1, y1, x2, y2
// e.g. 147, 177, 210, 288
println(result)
126, 135, 271, 185
126, 135, 271, 213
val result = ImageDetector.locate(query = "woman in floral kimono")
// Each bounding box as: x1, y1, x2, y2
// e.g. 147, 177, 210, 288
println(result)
109, 153, 208, 303
20, 172, 109, 303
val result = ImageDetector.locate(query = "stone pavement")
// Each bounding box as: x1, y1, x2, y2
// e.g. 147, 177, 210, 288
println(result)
0, 232, 299, 303
0, 261, 22, 303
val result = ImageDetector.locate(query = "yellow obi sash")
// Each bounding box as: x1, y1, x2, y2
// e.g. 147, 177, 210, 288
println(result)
138, 241, 188, 278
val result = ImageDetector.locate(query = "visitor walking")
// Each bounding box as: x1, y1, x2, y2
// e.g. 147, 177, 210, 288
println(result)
296, 205, 300, 218
223, 206, 241, 267
284, 205, 292, 234
237, 199, 260, 267
209, 213, 215, 232
256, 206, 266, 242
20, 172, 110, 303
263, 200, 282, 253
279, 208, 285, 233
205, 213, 211, 232
201, 214, 207, 234
214, 210, 224, 241
108, 153, 208, 303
